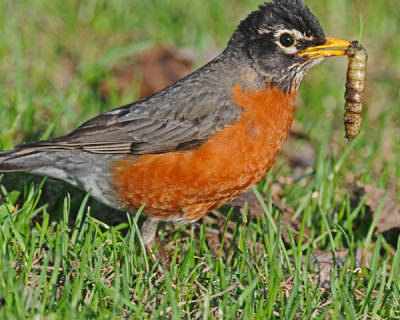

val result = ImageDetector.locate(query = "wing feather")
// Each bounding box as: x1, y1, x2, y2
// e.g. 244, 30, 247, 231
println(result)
15, 60, 242, 155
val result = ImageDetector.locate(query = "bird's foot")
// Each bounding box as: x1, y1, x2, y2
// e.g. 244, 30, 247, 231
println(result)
141, 217, 164, 274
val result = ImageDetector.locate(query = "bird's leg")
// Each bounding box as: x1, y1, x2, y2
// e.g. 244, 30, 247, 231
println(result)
140, 217, 159, 249
140, 217, 164, 273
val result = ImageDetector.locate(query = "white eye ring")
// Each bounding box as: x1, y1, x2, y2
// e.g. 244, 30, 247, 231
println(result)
275, 29, 303, 53
280, 33, 296, 47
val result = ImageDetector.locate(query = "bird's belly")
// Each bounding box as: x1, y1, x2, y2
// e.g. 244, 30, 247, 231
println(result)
111, 85, 295, 222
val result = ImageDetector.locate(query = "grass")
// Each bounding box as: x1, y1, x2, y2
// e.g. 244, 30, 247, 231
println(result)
1, 0, 400, 318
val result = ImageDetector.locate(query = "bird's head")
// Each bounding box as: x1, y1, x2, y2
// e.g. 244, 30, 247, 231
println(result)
229, 0, 350, 93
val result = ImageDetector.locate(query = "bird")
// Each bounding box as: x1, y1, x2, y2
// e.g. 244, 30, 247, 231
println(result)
0, 0, 350, 253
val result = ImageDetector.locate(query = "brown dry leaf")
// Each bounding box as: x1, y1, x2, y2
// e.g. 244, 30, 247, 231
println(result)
52, 54, 77, 90
355, 183, 400, 234
229, 190, 266, 219
308, 249, 371, 288
100, 46, 193, 99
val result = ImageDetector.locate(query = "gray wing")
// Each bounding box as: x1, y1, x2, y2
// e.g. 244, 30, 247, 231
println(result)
17, 65, 242, 155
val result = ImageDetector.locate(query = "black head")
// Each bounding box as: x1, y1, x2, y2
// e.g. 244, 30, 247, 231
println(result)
229, 0, 349, 92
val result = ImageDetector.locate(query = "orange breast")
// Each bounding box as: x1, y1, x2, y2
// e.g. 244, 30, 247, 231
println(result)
111, 84, 296, 222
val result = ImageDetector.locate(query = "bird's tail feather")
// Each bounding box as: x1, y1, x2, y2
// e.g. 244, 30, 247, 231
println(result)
0, 149, 39, 172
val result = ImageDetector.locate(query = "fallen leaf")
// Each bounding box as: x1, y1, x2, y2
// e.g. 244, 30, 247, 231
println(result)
308, 249, 371, 288
354, 183, 400, 234
100, 46, 193, 99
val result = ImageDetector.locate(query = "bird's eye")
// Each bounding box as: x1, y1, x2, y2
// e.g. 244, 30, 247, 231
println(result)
279, 33, 295, 47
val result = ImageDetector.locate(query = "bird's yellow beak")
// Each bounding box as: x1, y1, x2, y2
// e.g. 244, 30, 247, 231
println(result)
300, 37, 351, 59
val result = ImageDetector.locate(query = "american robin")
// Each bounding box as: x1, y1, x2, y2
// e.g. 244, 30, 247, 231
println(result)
0, 0, 350, 251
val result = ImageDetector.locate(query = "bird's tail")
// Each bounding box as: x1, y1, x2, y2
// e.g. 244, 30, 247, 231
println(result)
0, 149, 40, 172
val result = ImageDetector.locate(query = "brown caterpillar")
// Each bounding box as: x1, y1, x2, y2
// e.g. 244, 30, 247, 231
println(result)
344, 41, 368, 141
